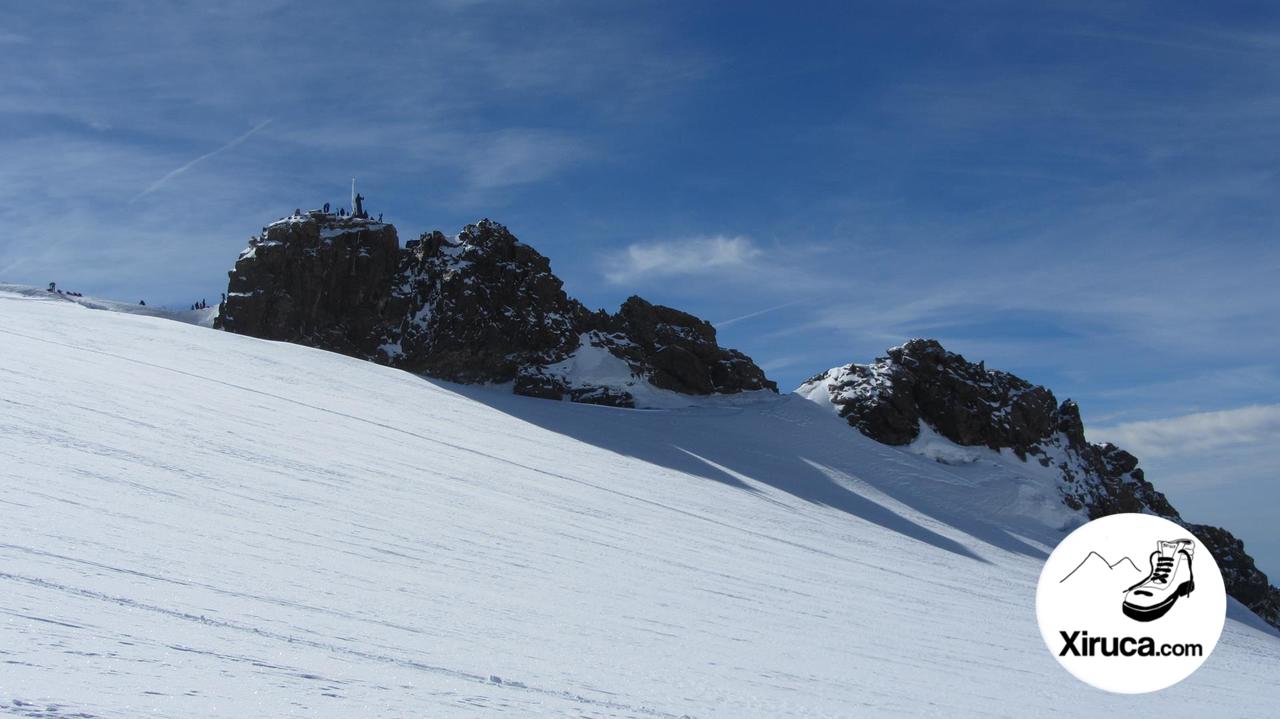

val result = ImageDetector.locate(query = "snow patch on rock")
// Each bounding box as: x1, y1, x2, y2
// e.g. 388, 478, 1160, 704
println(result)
908, 422, 982, 465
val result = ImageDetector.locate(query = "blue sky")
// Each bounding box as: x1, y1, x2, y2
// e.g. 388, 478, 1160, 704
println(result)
2, 2, 1278, 574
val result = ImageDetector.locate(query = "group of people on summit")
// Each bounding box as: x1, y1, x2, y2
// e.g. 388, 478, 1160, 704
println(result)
305, 193, 380, 222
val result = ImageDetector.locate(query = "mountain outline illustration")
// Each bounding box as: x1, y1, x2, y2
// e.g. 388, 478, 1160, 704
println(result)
1059, 551, 1144, 584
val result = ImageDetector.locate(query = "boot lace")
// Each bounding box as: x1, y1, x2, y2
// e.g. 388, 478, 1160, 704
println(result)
1149, 556, 1174, 585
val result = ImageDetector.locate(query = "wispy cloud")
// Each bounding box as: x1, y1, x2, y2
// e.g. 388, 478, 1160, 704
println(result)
757, 354, 816, 374
1091, 405, 1280, 459
131, 119, 273, 203
460, 129, 590, 191
0, 2, 713, 305
604, 235, 762, 284
714, 300, 805, 328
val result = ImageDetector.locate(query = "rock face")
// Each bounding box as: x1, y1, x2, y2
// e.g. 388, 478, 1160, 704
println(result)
799, 338, 1280, 629
217, 212, 400, 355
217, 213, 775, 407
1187, 524, 1280, 628
381, 221, 587, 385
604, 297, 773, 395
804, 339, 1061, 449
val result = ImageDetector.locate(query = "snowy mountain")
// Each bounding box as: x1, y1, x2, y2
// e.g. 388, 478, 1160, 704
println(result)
798, 339, 1280, 629
2, 287, 1279, 717
216, 212, 773, 407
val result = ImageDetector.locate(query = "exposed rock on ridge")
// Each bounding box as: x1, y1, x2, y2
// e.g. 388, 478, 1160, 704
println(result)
217, 211, 399, 355
217, 212, 775, 407
799, 338, 1280, 629
380, 221, 587, 385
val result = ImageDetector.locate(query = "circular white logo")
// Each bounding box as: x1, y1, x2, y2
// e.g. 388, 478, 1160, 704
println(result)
1036, 513, 1225, 693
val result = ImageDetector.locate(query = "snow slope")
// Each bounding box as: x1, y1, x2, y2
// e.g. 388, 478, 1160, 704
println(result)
0, 284, 218, 327
1, 288, 1277, 718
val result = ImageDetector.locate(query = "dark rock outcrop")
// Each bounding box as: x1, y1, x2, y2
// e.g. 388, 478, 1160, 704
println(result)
1188, 524, 1280, 628
805, 339, 1060, 452
216, 212, 399, 355
801, 338, 1280, 629
595, 296, 774, 396
382, 221, 588, 384
217, 213, 775, 407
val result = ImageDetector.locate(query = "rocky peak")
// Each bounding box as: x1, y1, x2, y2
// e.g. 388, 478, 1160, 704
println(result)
215, 211, 399, 355
594, 296, 775, 396
798, 338, 1280, 629
811, 338, 1061, 451
217, 210, 775, 408
385, 220, 587, 384
453, 218, 534, 255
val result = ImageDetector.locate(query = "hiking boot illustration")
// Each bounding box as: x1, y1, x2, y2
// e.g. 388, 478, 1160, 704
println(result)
1122, 539, 1195, 622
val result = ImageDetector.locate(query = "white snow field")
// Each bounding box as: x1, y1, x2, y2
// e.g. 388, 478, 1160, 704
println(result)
1, 288, 1277, 718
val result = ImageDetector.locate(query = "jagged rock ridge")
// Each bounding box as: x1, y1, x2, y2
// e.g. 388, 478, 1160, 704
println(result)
799, 338, 1280, 629
217, 211, 775, 407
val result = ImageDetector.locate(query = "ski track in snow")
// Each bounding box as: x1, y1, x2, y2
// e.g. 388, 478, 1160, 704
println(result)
1, 288, 1278, 718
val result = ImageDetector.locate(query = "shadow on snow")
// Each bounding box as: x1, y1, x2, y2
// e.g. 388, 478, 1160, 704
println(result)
436, 381, 1057, 564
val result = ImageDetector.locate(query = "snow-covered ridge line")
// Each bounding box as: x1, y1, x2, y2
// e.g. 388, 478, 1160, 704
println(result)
0, 283, 218, 327
796, 338, 1280, 629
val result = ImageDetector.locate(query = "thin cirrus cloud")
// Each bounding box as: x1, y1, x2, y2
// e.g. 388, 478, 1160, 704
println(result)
459, 129, 591, 192
714, 300, 807, 329
603, 235, 762, 284
131, 119, 274, 203
1091, 404, 1280, 459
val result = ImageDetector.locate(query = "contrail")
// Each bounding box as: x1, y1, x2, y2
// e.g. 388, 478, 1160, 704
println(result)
714, 300, 805, 328
131, 119, 273, 202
